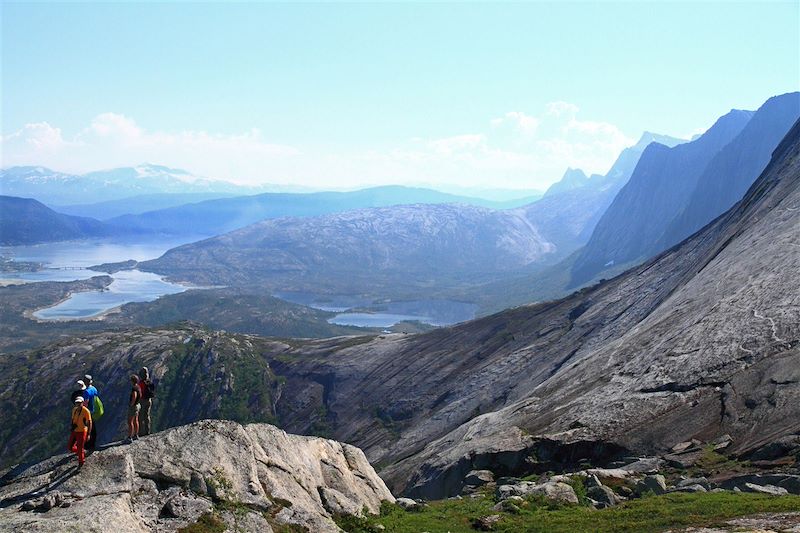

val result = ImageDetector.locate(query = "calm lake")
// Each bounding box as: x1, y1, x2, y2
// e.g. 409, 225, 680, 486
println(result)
274, 291, 477, 328
1, 238, 197, 320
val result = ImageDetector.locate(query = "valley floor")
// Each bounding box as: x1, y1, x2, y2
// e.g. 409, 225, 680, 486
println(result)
336, 492, 800, 533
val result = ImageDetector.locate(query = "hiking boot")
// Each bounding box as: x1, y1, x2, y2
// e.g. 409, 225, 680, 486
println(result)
132, 435, 139, 441
123, 437, 132, 444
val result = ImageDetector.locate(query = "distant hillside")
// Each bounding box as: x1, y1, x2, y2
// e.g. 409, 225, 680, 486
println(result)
140, 203, 557, 293
0, 196, 118, 245
49, 192, 237, 220
105, 185, 546, 236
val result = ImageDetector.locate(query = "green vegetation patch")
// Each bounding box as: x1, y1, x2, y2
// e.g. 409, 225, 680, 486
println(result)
177, 512, 226, 533
335, 492, 800, 533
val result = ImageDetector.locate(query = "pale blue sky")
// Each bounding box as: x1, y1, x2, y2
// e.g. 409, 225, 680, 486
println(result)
2, 1, 799, 189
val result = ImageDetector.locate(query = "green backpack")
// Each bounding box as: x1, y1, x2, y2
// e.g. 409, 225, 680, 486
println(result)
94, 396, 104, 420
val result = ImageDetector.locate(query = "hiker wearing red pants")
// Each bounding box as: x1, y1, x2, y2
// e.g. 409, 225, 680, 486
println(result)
68, 396, 92, 467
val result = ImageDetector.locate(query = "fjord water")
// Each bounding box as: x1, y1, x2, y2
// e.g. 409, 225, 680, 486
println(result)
275, 291, 478, 327
33, 270, 186, 320
1, 238, 195, 319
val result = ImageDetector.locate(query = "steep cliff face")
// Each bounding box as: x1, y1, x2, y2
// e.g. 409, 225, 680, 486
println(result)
659, 91, 800, 250
0, 420, 394, 532
570, 108, 754, 285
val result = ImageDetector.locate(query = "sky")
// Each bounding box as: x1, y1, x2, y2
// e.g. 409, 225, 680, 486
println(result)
2, 1, 799, 191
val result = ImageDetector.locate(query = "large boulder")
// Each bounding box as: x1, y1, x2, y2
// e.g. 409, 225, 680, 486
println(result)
0, 420, 394, 532
496, 481, 578, 504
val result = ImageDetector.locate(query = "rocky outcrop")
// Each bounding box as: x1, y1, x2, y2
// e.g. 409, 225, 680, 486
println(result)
0, 420, 394, 532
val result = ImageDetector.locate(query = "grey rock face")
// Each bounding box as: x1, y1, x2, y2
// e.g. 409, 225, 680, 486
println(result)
0, 420, 393, 533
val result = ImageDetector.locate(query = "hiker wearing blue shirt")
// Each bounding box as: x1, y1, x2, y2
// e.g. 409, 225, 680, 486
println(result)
82, 374, 100, 450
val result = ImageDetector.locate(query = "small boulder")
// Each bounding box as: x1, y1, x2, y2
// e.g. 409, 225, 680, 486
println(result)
671, 441, 694, 453
620, 457, 663, 474
396, 497, 422, 511
586, 484, 619, 508
189, 472, 208, 495
711, 435, 733, 451
160, 494, 213, 521
635, 474, 667, 496
529, 482, 579, 505
473, 514, 502, 531
464, 470, 495, 487
20, 500, 36, 512
742, 483, 789, 496
677, 477, 711, 490
36, 494, 57, 512
663, 450, 704, 469
669, 484, 707, 493
496, 481, 578, 505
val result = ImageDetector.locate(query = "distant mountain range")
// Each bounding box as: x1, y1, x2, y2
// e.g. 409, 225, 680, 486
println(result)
134, 129, 688, 297
102, 186, 551, 237
0, 196, 119, 245
571, 91, 800, 286
0, 164, 275, 205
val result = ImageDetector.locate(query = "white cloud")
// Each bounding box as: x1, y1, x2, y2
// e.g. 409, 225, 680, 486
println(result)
427, 134, 486, 155
545, 101, 579, 118
1, 104, 635, 190
2, 113, 300, 185
491, 111, 540, 134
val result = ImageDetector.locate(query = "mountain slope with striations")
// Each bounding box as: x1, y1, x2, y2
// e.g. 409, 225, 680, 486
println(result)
267, 118, 800, 498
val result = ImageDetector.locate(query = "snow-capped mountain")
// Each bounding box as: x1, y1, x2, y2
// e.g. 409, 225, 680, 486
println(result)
0, 164, 270, 204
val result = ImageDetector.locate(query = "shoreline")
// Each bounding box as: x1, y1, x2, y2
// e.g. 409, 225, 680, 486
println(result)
23, 278, 116, 323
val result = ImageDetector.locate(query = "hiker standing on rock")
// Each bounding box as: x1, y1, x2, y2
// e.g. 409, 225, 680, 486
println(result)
126, 375, 141, 443
70, 380, 86, 403
81, 374, 101, 450
68, 396, 92, 467
138, 367, 155, 436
